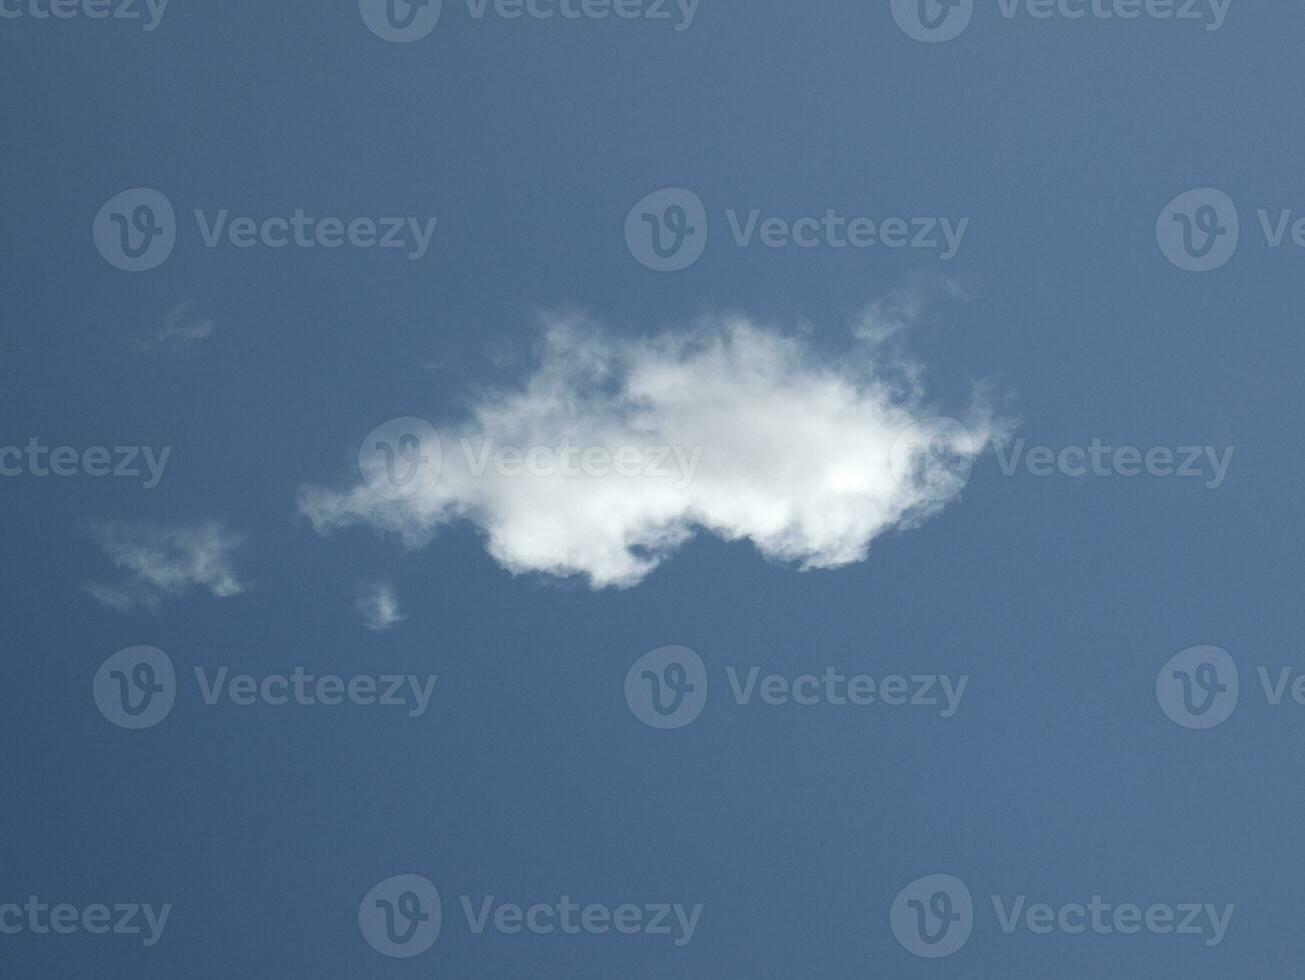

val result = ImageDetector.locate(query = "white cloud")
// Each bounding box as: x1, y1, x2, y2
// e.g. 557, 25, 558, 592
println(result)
136, 303, 215, 354
299, 306, 1007, 588
84, 581, 166, 614
85, 521, 246, 611
853, 272, 971, 345
354, 581, 405, 632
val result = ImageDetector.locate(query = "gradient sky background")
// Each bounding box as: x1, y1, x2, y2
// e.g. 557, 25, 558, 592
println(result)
4, 1, 1305, 976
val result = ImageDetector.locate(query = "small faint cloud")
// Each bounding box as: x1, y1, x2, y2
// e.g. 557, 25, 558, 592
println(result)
853, 273, 971, 346
135, 303, 215, 355
85, 521, 246, 612
354, 581, 405, 632
84, 581, 165, 614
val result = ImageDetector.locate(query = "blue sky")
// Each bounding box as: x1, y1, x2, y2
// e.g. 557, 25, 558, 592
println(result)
3, 1, 1304, 976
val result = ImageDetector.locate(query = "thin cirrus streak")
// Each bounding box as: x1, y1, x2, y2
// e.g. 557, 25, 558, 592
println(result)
298, 308, 1007, 588
134, 302, 216, 355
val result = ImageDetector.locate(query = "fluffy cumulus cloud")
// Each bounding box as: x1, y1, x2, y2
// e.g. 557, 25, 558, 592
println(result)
354, 581, 405, 632
299, 305, 1006, 588
85, 521, 246, 612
